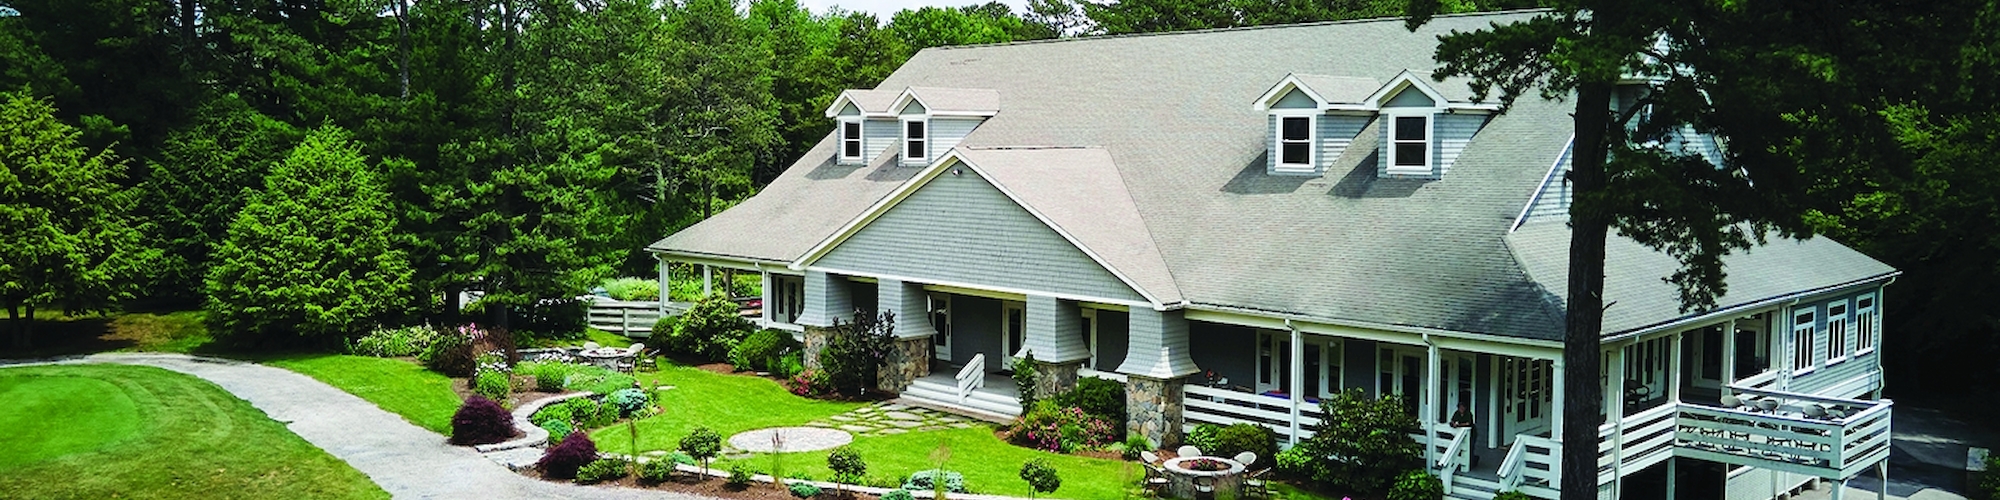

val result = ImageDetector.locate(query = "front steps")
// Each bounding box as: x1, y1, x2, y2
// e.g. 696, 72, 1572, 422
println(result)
898, 377, 1022, 422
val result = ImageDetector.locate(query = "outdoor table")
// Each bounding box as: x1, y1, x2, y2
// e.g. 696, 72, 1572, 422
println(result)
576, 348, 630, 370
1163, 456, 1246, 499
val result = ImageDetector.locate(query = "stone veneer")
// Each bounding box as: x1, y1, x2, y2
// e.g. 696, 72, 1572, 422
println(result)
1030, 359, 1081, 400
803, 326, 831, 372
1125, 375, 1185, 448
876, 336, 931, 392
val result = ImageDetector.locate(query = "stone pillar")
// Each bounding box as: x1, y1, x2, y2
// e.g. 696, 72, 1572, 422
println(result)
878, 336, 931, 392
1031, 359, 1082, 400
803, 326, 832, 372
1126, 375, 1186, 448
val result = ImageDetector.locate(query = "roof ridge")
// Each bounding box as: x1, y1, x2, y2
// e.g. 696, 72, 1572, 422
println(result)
962, 145, 1101, 151
927, 8, 1550, 51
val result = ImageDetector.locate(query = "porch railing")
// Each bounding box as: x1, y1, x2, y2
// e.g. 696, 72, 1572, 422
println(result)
1432, 425, 1472, 496
1598, 402, 1679, 484
1496, 434, 1561, 498
955, 353, 985, 404
1181, 385, 1326, 443
587, 298, 671, 336
1674, 386, 1893, 479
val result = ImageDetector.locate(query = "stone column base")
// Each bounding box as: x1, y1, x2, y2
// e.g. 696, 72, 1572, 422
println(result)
877, 336, 932, 393
1126, 375, 1186, 448
803, 326, 832, 373
1030, 359, 1082, 401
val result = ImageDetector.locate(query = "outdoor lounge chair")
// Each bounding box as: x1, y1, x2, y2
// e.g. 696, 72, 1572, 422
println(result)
1243, 467, 1272, 498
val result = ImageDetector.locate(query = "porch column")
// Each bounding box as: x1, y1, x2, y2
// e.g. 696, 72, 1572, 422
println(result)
760, 270, 774, 325
1022, 295, 1088, 398
1120, 309, 1198, 448
1721, 319, 1737, 398
703, 265, 713, 296
1551, 357, 1565, 442
657, 256, 670, 315
1608, 345, 1627, 496
1425, 340, 1442, 466
1288, 325, 1304, 446
875, 278, 935, 392
1668, 331, 1683, 403
798, 270, 852, 372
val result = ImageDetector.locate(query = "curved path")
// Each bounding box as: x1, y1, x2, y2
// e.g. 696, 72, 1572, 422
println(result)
4, 353, 712, 500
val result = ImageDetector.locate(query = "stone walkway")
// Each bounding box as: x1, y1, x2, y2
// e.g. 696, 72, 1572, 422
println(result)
3, 353, 713, 500
804, 401, 980, 438
727, 426, 854, 453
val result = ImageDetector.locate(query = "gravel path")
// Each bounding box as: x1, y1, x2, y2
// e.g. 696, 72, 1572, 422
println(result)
4, 353, 713, 500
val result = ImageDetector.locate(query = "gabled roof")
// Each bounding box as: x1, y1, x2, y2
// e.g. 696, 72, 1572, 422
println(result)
823, 89, 903, 118
1253, 73, 1382, 111
892, 87, 1002, 116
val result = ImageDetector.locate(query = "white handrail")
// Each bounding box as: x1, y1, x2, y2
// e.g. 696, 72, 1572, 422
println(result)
1497, 438, 1528, 490
1436, 426, 1472, 470
955, 353, 985, 403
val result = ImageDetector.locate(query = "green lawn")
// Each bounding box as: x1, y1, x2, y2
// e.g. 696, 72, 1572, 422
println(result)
716, 425, 1143, 499
0, 364, 387, 499
265, 354, 463, 434
587, 361, 863, 452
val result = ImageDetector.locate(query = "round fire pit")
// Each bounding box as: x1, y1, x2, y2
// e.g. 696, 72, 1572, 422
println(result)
1163, 456, 1246, 498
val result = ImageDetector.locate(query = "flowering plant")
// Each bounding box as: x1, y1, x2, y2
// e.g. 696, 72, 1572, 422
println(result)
1182, 458, 1230, 472
1007, 401, 1117, 453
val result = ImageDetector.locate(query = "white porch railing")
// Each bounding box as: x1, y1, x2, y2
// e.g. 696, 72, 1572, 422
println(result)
1495, 434, 1562, 498
1181, 385, 1326, 443
1431, 425, 1472, 496
587, 298, 671, 336
955, 353, 986, 404
1598, 402, 1680, 484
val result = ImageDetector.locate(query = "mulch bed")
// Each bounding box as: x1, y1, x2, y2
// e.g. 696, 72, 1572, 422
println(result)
447, 377, 578, 409
532, 468, 883, 500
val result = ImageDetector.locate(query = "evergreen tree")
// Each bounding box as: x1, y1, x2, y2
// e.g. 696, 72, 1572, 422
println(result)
140, 94, 304, 302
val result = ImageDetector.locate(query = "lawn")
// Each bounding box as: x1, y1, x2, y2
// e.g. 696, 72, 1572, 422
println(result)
587, 361, 863, 452
264, 354, 463, 434
716, 425, 1143, 499
0, 364, 387, 499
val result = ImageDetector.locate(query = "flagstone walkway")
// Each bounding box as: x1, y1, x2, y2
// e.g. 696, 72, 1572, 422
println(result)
802, 401, 981, 438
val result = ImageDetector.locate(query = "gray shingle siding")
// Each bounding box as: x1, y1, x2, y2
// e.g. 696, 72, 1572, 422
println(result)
1385, 87, 1435, 107
1785, 286, 1884, 398
863, 118, 898, 160
929, 118, 982, 160
1273, 88, 1318, 109
798, 270, 852, 327
1320, 114, 1370, 175
1522, 142, 1574, 224
1434, 113, 1487, 176
1024, 295, 1089, 362
815, 170, 1145, 303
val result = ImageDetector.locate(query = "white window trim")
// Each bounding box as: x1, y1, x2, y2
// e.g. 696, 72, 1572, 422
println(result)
1253, 331, 1342, 399
837, 118, 863, 164
1854, 294, 1878, 356
1383, 109, 1437, 176
1825, 302, 1850, 365
1273, 111, 1317, 172
901, 117, 930, 166
1790, 309, 1817, 376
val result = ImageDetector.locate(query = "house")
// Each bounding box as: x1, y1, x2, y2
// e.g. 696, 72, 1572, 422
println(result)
646, 11, 1899, 500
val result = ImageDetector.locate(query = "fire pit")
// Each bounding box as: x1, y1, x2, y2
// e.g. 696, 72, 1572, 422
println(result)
1162, 455, 1246, 498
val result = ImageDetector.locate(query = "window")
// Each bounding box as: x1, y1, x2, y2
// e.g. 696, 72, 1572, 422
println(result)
770, 275, 805, 325
1253, 331, 1341, 398
1791, 309, 1816, 374
839, 120, 862, 162
1826, 302, 1849, 363
1277, 115, 1314, 169
1389, 114, 1430, 173
903, 120, 927, 163
1856, 295, 1877, 354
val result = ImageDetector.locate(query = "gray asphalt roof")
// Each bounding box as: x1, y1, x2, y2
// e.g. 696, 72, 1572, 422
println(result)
1292, 74, 1382, 104
907, 87, 1002, 114
840, 89, 902, 114
650, 11, 1897, 340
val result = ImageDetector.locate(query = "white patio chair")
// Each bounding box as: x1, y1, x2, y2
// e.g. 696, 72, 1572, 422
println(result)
1140, 450, 1160, 464
1234, 451, 1257, 467
1176, 445, 1202, 458
582, 341, 601, 350
625, 342, 646, 355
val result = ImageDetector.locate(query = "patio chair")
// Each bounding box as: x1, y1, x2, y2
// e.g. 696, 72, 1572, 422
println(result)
1140, 450, 1160, 464
635, 348, 658, 372
1140, 462, 1170, 492
582, 341, 601, 350
1234, 451, 1257, 467
1193, 476, 1215, 495
1176, 445, 1203, 459
1243, 467, 1272, 498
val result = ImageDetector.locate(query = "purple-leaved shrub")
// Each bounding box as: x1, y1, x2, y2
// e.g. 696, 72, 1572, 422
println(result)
538, 432, 598, 479
450, 395, 517, 445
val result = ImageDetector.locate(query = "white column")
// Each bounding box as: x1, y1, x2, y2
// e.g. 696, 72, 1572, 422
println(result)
759, 271, 774, 325
1488, 359, 1501, 449
702, 265, 713, 297
1668, 331, 1683, 403
1833, 478, 1848, 500
1288, 326, 1304, 446
1608, 346, 1626, 496
1425, 341, 1442, 466
1876, 461, 1889, 500
1551, 357, 1565, 442
1721, 319, 1737, 398
657, 257, 670, 315
1665, 458, 1677, 500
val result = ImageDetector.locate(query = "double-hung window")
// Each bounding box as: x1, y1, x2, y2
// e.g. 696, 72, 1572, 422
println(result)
1855, 295, 1877, 354
1386, 113, 1432, 175
1826, 302, 1849, 364
1276, 115, 1314, 171
1791, 309, 1817, 375
903, 120, 928, 164
839, 120, 863, 163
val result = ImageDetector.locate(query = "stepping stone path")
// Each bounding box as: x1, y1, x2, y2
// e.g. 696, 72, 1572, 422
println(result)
803, 402, 976, 438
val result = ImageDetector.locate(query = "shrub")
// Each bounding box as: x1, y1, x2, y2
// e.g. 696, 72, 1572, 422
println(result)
727, 463, 753, 487
638, 457, 676, 483
827, 446, 867, 489
520, 361, 577, 392
776, 352, 806, 378
1284, 388, 1421, 495
531, 400, 575, 428
603, 277, 661, 301
1493, 492, 1534, 500
788, 482, 821, 498
575, 457, 631, 484
1008, 400, 1117, 453
1275, 446, 1312, 477
570, 397, 620, 429
542, 420, 574, 445
538, 432, 598, 479
1388, 470, 1443, 500
474, 368, 512, 402
449, 396, 517, 445
672, 294, 754, 359
421, 329, 476, 377
1210, 423, 1279, 463
607, 388, 651, 417
1011, 354, 1041, 408
1982, 455, 2000, 500
565, 364, 637, 395
785, 369, 833, 397
1053, 377, 1126, 430
680, 426, 723, 473
1122, 434, 1151, 460
1019, 458, 1061, 498
1186, 423, 1221, 453
902, 469, 966, 493
731, 328, 802, 372
880, 489, 915, 500
348, 325, 442, 357
817, 310, 896, 395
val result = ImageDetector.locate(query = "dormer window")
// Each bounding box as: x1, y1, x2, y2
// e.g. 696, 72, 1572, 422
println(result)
903, 119, 928, 164
1277, 114, 1315, 170
1388, 113, 1431, 174
839, 120, 863, 163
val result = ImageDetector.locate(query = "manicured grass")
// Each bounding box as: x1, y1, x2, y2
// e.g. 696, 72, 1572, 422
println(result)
265, 354, 462, 434
105, 310, 213, 353
0, 364, 388, 499
717, 425, 1142, 499
587, 361, 863, 452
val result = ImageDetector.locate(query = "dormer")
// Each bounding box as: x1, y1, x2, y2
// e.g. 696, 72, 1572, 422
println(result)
1253, 74, 1380, 175
1251, 71, 1498, 179
888, 87, 999, 167
823, 89, 903, 165
1361, 71, 1499, 179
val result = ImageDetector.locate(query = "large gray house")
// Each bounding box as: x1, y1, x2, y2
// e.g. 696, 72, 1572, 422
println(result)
647, 12, 1899, 500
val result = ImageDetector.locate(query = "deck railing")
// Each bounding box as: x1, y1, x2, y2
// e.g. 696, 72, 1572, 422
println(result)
955, 353, 985, 404
1674, 387, 1892, 479
1432, 426, 1472, 496
1181, 385, 1326, 443
1598, 402, 1679, 484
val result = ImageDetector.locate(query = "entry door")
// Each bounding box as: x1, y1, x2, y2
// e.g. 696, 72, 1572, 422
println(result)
1377, 346, 1426, 417
1079, 309, 1099, 369
1254, 331, 1342, 399
1689, 326, 1724, 389
929, 294, 952, 362
1437, 354, 1476, 423
1002, 301, 1025, 366
1499, 357, 1554, 442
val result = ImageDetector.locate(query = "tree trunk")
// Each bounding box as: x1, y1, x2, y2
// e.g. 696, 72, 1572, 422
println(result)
19, 303, 35, 350
394, 0, 411, 100
1560, 80, 1615, 500
7, 302, 20, 350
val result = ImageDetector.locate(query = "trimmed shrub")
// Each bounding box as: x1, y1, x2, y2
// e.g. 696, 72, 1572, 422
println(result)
474, 368, 511, 402
638, 457, 676, 483
607, 388, 651, 417
531, 400, 575, 428
520, 361, 577, 392
1284, 388, 1422, 495
1211, 423, 1279, 463
542, 420, 574, 445
902, 469, 966, 493
348, 325, 442, 357
727, 463, 753, 487
421, 329, 475, 377
731, 328, 802, 372
680, 426, 722, 472
449, 396, 517, 445
880, 489, 915, 500
1011, 354, 1041, 408
537, 432, 598, 479
1388, 470, 1443, 500
565, 397, 619, 430
1122, 434, 1151, 460
1019, 458, 1061, 498
788, 482, 821, 498
827, 446, 867, 488
817, 310, 895, 395
1053, 377, 1126, 431
575, 457, 631, 484
1186, 423, 1221, 453
1493, 492, 1534, 500
1008, 400, 1117, 453
603, 277, 661, 301
785, 369, 833, 398
671, 294, 754, 359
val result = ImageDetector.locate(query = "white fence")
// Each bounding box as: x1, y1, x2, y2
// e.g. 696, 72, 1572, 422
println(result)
587, 298, 672, 337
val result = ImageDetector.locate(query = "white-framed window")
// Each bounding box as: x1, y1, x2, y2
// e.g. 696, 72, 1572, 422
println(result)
1386, 112, 1432, 175
1855, 294, 1877, 355
1826, 301, 1849, 364
770, 275, 805, 325
838, 119, 863, 163
1791, 308, 1816, 375
1276, 114, 1315, 170
902, 119, 928, 164
1254, 331, 1342, 399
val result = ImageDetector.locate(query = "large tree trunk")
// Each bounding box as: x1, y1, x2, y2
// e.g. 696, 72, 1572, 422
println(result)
394, 0, 410, 100
1560, 80, 1615, 500
7, 303, 21, 350
19, 304, 35, 350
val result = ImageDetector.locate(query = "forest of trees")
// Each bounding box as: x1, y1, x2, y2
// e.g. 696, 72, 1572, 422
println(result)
0, 0, 1993, 409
